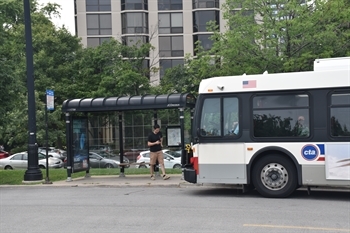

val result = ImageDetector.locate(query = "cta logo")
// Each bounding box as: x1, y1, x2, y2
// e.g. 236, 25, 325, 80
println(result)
301, 144, 324, 161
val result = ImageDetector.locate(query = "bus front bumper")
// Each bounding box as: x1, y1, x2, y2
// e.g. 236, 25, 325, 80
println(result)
184, 168, 197, 184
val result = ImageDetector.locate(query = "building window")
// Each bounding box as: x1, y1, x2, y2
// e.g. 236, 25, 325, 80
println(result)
193, 34, 214, 55
122, 36, 150, 57
193, 10, 219, 32
122, 12, 149, 34
87, 14, 112, 35
193, 0, 219, 9
230, 10, 255, 30
86, 0, 111, 12
122, 36, 149, 47
159, 36, 183, 57
253, 94, 310, 137
159, 59, 183, 78
158, 13, 183, 34
87, 37, 111, 47
121, 0, 148, 10
142, 59, 150, 78
158, 0, 182, 10
330, 92, 350, 137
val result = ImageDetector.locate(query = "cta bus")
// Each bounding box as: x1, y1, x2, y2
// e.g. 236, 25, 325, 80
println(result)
184, 57, 350, 198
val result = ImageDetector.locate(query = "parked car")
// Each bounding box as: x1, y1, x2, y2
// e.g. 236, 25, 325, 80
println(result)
89, 152, 120, 168
0, 152, 63, 170
163, 149, 181, 158
98, 151, 130, 168
38, 146, 55, 152
89, 145, 112, 153
123, 148, 147, 163
38, 147, 66, 161
136, 150, 182, 169
0, 150, 10, 159
64, 151, 127, 168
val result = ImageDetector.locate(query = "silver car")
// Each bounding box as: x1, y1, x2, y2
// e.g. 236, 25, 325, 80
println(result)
0, 152, 63, 170
89, 152, 120, 168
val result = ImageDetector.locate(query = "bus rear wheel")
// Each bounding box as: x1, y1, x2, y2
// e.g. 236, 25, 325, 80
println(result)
252, 155, 297, 198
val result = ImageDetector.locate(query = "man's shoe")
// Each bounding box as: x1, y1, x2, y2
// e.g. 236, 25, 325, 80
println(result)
151, 175, 155, 180
163, 175, 170, 180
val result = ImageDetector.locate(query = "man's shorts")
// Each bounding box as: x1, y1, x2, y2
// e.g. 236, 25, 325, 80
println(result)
150, 151, 164, 165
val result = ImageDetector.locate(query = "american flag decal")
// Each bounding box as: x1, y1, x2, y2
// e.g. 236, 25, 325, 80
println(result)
243, 80, 257, 88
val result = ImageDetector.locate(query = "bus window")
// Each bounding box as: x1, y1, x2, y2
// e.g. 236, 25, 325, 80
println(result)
224, 97, 239, 136
253, 94, 310, 137
330, 92, 350, 137
200, 98, 221, 136
293, 115, 309, 137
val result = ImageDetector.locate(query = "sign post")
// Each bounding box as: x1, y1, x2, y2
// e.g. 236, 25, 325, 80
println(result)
43, 90, 54, 184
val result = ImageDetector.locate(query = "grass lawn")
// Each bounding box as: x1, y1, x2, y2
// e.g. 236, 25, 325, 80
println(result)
0, 168, 182, 185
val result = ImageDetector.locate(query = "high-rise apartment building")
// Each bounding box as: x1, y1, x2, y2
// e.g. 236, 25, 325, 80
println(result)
74, 0, 227, 84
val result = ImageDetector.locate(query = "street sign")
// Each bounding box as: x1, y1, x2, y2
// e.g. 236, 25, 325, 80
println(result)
46, 89, 54, 110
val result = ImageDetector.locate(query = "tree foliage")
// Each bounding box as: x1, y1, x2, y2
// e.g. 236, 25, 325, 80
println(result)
68, 39, 152, 98
0, 0, 155, 151
218, 0, 350, 73
159, 0, 350, 95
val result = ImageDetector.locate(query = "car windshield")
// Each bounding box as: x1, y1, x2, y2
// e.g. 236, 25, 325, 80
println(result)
38, 153, 46, 160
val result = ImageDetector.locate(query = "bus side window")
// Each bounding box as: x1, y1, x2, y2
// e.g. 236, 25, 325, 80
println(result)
256, 98, 265, 107
224, 97, 239, 136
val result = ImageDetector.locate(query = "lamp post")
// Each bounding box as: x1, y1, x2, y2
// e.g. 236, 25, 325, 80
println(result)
23, 0, 43, 181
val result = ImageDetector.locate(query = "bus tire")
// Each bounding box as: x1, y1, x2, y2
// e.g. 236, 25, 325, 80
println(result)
252, 155, 297, 198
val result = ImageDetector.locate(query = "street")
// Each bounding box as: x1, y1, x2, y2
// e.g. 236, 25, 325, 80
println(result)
0, 186, 349, 233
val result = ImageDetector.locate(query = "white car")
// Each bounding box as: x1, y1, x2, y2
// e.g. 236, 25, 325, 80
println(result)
38, 148, 66, 161
163, 149, 181, 158
0, 152, 63, 170
136, 150, 182, 169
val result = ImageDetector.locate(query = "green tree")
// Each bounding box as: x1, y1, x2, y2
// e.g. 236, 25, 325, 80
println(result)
68, 39, 152, 98
214, 0, 350, 74
0, 0, 27, 127
0, 0, 82, 150
158, 0, 350, 101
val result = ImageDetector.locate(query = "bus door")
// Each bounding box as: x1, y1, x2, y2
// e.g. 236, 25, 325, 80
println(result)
196, 96, 247, 184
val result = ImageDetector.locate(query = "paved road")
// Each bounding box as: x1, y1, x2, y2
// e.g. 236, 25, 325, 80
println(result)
1, 182, 349, 233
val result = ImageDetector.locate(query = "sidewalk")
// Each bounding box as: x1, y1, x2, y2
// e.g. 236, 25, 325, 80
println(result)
35, 174, 193, 188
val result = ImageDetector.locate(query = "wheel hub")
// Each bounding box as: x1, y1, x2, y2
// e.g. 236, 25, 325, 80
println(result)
261, 163, 288, 190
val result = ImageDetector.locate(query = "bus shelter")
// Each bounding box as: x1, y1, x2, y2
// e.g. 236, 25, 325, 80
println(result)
61, 93, 196, 181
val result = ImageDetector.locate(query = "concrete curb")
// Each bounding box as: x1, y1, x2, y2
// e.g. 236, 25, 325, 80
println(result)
0, 174, 194, 188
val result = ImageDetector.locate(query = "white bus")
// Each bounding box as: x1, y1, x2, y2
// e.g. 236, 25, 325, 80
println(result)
184, 57, 350, 198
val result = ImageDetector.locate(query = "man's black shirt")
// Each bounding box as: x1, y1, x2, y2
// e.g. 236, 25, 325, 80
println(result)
148, 131, 162, 152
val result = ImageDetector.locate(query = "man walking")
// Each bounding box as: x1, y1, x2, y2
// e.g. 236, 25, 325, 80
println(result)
147, 124, 170, 180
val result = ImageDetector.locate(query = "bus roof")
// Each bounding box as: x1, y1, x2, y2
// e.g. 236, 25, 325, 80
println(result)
199, 61, 350, 94
314, 57, 350, 71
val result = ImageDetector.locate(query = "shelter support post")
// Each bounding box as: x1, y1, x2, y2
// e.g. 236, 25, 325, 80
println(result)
85, 113, 90, 178
65, 113, 72, 182
153, 110, 160, 176
179, 108, 185, 180
118, 112, 125, 177
179, 108, 185, 152
190, 108, 194, 143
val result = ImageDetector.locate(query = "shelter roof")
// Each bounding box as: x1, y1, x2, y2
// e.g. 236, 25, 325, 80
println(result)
62, 93, 196, 113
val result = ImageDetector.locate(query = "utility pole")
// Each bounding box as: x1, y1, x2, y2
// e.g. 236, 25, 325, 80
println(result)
23, 0, 42, 181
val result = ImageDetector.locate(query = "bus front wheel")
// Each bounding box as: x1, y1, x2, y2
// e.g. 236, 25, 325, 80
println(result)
252, 155, 297, 198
